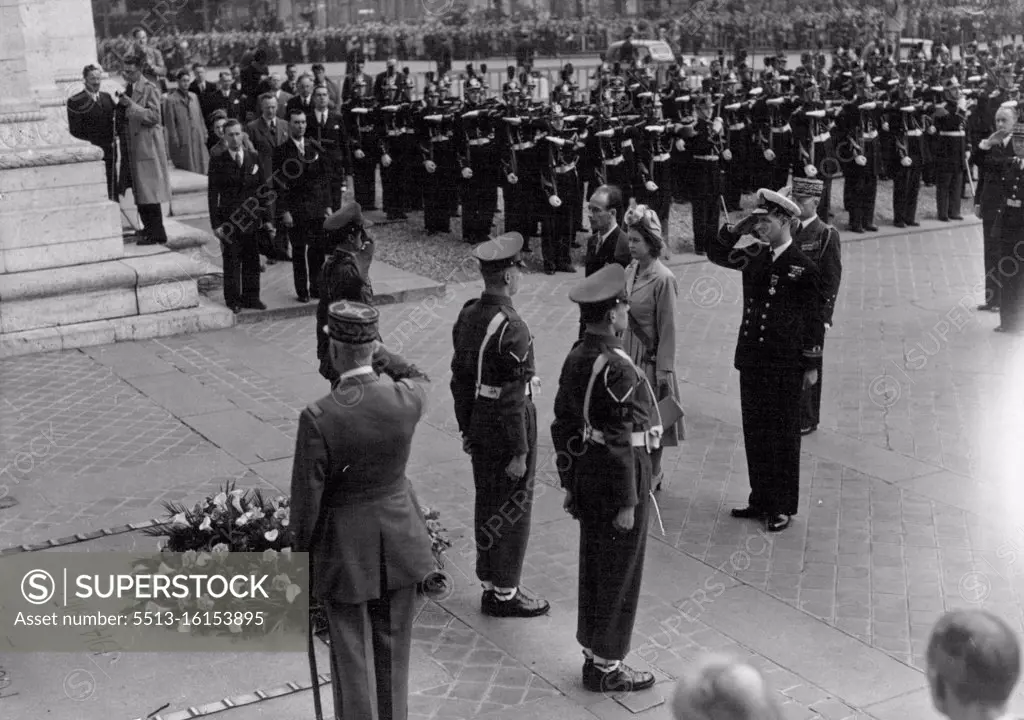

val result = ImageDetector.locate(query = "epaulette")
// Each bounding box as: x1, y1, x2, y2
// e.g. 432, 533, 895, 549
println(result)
307, 401, 324, 418
462, 298, 477, 310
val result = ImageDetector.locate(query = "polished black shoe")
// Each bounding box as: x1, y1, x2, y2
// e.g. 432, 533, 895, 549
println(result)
481, 588, 550, 618
556, 263, 576, 273
244, 299, 267, 310
849, 226, 864, 233
907, 221, 920, 226
136, 237, 158, 246
949, 215, 964, 221
730, 506, 765, 520
229, 304, 242, 314
800, 425, 818, 436
938, 217, 950, 222
893, 221, 907, 229
978, 303, 999, 312
544, 265, 556, 275
694, 249, 707, 256
864, 225, 879, 232
297, 295, 310, 303
582, 661, 656, 693
766, 514, 792, 533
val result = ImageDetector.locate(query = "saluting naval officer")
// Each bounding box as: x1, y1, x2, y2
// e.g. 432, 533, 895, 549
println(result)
290, 300, 436, 720
551, 263, 661, 694
450, 232, 550, 618
707, 189, 825, 533
790, 178, 843, 436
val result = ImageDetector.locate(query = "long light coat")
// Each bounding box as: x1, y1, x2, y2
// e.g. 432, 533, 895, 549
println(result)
623, 258, 685, 448
118, 77, 171, 205
163, 89, 209, 173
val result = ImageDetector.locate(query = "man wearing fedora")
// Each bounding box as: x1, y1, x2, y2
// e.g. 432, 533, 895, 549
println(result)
450, 232, 550, 619
708, 189, 824, 533
790, 178, 843, 435
291, 299, 435, 720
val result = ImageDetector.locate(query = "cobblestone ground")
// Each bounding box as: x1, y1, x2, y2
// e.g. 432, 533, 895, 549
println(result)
2, 221, 1024, 719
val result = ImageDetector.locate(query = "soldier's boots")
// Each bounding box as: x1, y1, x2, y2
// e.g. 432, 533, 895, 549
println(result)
480, 587, 550, 618
582, 660, 656, 693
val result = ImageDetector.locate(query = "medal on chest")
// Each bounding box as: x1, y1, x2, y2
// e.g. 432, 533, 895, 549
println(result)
769, 274, 779, 296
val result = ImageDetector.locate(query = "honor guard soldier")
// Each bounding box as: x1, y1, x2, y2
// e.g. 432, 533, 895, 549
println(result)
379, 87, 411, 220
342, 55, 373, 105
540, 104, 581, 274
291, 300, 435, 720
687, 93, 727, 255
450, 233, 550, 618
889, 78, 931, 227
637, 96, 675, 243
790, 78, 836, 222
932, 76, 969, 221
418, 83, 458, 235
790, 179, 842, 435
551, 263, 660, 694
708, 189, 824, 532
721, 74, 750, 212
991, 122, 1024, 334
456, 78, 500, 244
346, 83, 380, 211
591, 78, 638, 205
499, 80, 544, 251
764, 75, 797, 190
838, 77, 882, 232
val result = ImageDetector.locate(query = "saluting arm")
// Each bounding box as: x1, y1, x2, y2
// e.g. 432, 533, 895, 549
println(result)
708, 219, 762, 271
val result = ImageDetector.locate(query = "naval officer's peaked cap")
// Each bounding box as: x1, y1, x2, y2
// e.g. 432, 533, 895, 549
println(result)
326, 301, 379, 344
473, 232, 525, 270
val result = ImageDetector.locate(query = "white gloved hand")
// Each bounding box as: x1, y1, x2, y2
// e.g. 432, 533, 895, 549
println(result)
549, 195, 562, 208
424, 160, 437, 173
675, 138, 686, 151
354, 149, 365, 160
381, 153, 392, 168
462, 167, 473, 179
855, 154, 867, 166
507, 173, 518, 184
805, 163, 818, 177
764, 149, 776, 162
645, 180, 658, 192
901, 156, 913, 167
722, 148, 733, 161
882, 122, 890, 132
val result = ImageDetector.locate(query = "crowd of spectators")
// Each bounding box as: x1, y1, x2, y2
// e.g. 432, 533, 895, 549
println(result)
96, 5, 1024, 73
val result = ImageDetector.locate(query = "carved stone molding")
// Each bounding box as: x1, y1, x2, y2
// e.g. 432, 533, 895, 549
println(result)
0, 144, 102, 170
0, 111, 46, 124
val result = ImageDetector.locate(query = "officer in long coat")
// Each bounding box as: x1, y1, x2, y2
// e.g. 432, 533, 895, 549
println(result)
552, 263, 659, 694
291, 300, 436, 720
790, 179, 842, 435
450, 233, 550, 618
707, 189, 824, 533
991, 123, 1024, 334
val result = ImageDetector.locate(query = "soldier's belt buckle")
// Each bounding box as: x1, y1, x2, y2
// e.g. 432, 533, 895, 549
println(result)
1008, 199, 1022, 208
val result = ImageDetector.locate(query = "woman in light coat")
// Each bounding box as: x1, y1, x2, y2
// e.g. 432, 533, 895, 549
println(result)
622, 203, 684, 491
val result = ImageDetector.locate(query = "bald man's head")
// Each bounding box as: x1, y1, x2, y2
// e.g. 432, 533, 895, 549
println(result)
671, 655, 782, 720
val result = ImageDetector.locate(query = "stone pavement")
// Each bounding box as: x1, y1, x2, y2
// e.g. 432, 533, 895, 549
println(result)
2, 221, 1024, 719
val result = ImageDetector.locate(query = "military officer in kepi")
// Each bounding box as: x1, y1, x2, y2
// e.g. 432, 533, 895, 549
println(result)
790, 178, 842, 436
707, 189, 825, 533
450, 232, 550, 619
552, 263, 666, 694
291, 300, 436, 720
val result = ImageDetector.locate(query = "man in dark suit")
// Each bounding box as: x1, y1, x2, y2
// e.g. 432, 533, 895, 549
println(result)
307, 86, 348, 211
791, 179, 842, 435
247, 92, 292, 262
207, 119, 270, 313
291, 300, 435, 720
67, 64, 117, 200
285, 74, 315, 121
707, 189, 824, 533
281, 63, 299, 95
273, 107, 333, 303
188, 63, 216, 99
580, 185, 631, 339
312, 63, 340, 109
202, 71, 244, 122
240, 49, 270, 120
450, 233, 550, 620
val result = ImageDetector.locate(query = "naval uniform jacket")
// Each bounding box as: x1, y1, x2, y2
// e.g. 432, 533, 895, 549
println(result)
551, 333, 655, 519
290, 371, 436, 605
793, 217, 842, 327
708, 228, 825, 372
450, 294, 535, 456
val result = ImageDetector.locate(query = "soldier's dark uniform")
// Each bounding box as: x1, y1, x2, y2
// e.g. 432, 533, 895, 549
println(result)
346, 100, 380, 211
687, 100, 725, 255
636, 117, 675, 240
888, 98, 931, 227
838, 97, 881, 232
551, 263, 657, 693
721, 93, 750, 211
708, 190, 824, 531
455, 80, 500, 244
790, 86, 835, 223
992, 128, 1024, 334
450, 233, 549, 617
932, 80, 968, 221
791, 178, 842, 434
418, 85, 458, 234
540, 108, 580, 274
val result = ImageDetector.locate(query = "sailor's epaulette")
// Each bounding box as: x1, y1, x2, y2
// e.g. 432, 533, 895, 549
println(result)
462, 298, 477, 310
307, 401, 324, 418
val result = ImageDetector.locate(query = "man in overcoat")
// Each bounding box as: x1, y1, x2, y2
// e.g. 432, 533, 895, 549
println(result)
707, 189, 824, 533
290, 300, 435, 720
450, 233, 550, 619
117, 53, 171, 246
163, 68, 209, 173
551, 263, 659, 694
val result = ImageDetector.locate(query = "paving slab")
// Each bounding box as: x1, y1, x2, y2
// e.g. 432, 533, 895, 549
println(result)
80, 342, 182, 378
122, 371, 237, 418
181, 409, 293, 465
696, 584, 927, 707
